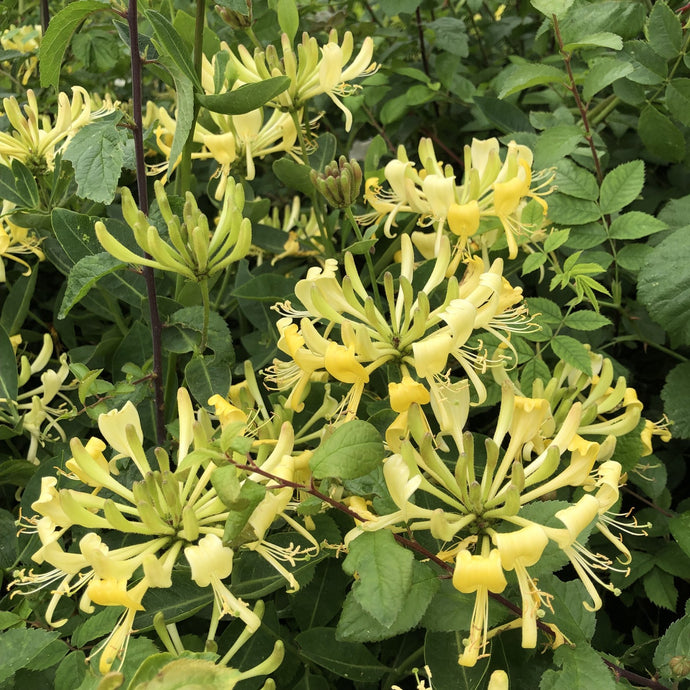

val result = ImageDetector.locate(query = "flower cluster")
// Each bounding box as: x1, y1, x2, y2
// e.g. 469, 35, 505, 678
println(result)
11, 390, 317, 673
361, 137, 553, 258
0, 201, 44, 282
0, 24, 41, 85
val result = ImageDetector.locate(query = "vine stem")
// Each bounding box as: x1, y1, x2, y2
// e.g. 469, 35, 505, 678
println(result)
128, 0, 166, 444
552, 14, 604, 185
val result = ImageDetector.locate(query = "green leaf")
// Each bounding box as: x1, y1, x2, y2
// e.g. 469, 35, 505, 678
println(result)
0, 628, 61, 684
172, 10, 220, 58
163, 306, 234, 356
598, 160, 644, 214
540, 574, 596, 643
63, 119, 128, 204
639, 230, 690, 344
71, 607, 122, 648
563, 222, 608, 250
473, 96, 533, 134
543, 228, 571, 253
553, 160, 599, 201
222, 480, 266, 543
196, 76, 291, 115
342, 530, 414, 627
520, 358, 552, 395
184, 354, 232, 406
615, 243, 653, 272
669, 512, 690, 560
0, 324, 18, 417
539, 644, 617, 690
55, 652, 88, 690
662, 362, 690, 438
337, 560, 438, 642
547, 194, 601, 225
665, 78, 690, 128
294, 628, 388, 682
533, 126, 582, 168
0, 266, 38, 335
0, 508, 18, 569
582, 57, 634, 102
563, 310, 612, 330
525, 297, 562, 325
10, 159, 39, 208
232, 274, 298, 301
58, 252, 126, 319
377, 0, 422, 15
272, 157, 314, 195
623, 39, 668, 85
292, 558, 351, 631
643, 568, 677, 611
276, 0, 299, 42
646, 1, 682, 60
563, 32, 622, 52
551, 335, 592, 374
653, 610, 690, 681
428, 17, 469, 58
608, 211, 667, 240
39, 0, 109, 89
530, 0, 573, 19
309, 421, 385, 480
144, 9, 201, 89
521, 252, 547, 276
165, 68, 195, 180
496, 63, 566, 99
638, 106, 685, 163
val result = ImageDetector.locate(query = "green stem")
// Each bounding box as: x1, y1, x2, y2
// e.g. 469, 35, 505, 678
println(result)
344, 205, 382, 312
199, 278, 210, 352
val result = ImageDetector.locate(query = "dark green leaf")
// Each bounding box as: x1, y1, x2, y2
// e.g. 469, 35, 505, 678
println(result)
0, 164, 35, 207
638, 106, 685, 163
563, 310, 612, 331
646, 1, 682, 59
582, 57, 634, 102
185, 354, 232, 406
520, 358, 552, 395
473, 96, 533, 134
598, 160, 644, 214
58, 252, 126, 318
273, 157, 314, 195
0, 266, 38, 335
309, 421, 385, 480
294, 628, 388, 682
39, 0, 109, 89
378, 0, 422, 15
292, 558, 351, 631
563, 32, 622, 52
428, 17, 469, 58
662, 362, 690, 438
540, 644, 616, 689
496, 63, 566, 99
530, 0, 573, 17
639, 231, 690, 344
0, 628, 61, 684
71, 607, 122, 648
10, 159, 39, 208
653, 610, 690, 681
553, 160, 599, 201
165, 68, 195, 180
547, 194, 601, 225
196, 76, 291, 115
534, 126, 582, 168
615, 243, 653, 272
0, 508, 18, 569
232, 274, 298, 301
0, 324, 18, 416
643, 568, 677, 611
669, 512, 690, 561
666, 78, 690, 128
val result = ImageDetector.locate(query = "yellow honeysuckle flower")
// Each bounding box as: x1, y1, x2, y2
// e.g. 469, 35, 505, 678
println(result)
0, 206, 44, 282
1, 25, 41, 84
488, 670, 510, 690
453, 548, 507, 666
208, 394, 248, 427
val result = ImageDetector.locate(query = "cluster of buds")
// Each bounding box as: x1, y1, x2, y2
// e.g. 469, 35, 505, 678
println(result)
346, 378, 648, 667
361, 137, 553, 258
0, 201, 44, 282
0, 87, 115, 172
266, 233, 534, 423
11, 390, 316, 674
0, 333, 76, 463
95, 179, 251, 281
310, 156, 363, 209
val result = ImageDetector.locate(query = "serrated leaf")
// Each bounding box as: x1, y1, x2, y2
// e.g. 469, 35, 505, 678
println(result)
294, 628, 388, 682
543, 228, 571, 252
520, 358, 552, 395
336, 560, 438, 642
623, 39, 668, 84
428, 17, 469, 58
63, 119, 128, 204
616, 243, 653, 272
496, 63, 566, 99
551, 335, 592, 374
39, 0, 109, 89
661, 362, 690, 438
563, 310, 612, 330
598, 160, 644, 214
342, 531, 413, 627
547, 194, 601, 225
638, 106, 685, 163
534, 126, 582, 168
653, 611, 690, 681
0, 627, 61, 684
71, 607, 122, 648
525, 297, 563, 325
309, 421, 385, 480
582, 57, 634, 102
643, 568, 677, 611
608, 211, 667, 240
646, 1, 682, 60
669, 512, 690, 560
58, 252, 126, 318
639, 230, 690, 344
665, 78, 690, 128
196, 76, 291, 115
554, 160, 599, 201
530, 0, 573, 18
521, 252, 547, 276
539, 644, 617, 689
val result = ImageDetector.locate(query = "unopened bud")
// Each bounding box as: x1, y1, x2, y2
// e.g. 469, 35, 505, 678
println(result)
670, 655, 690, 679
310, 156, 363, 208
215, 2, 252, 29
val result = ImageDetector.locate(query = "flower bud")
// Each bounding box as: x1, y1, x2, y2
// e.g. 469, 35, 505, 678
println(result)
310, 157, 363, 209
215, 2, 253, 29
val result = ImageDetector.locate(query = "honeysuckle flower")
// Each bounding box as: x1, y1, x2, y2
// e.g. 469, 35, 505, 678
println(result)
96, 178, 251, 280
0, 24, 41, 84
0, 203, 44, 281
267, 234, 534, 421
226, 30, 377, 130
0, 86, 115, 171
640, 417, 672, 456
453, 548, 507, 666
361, 137, 552, 257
